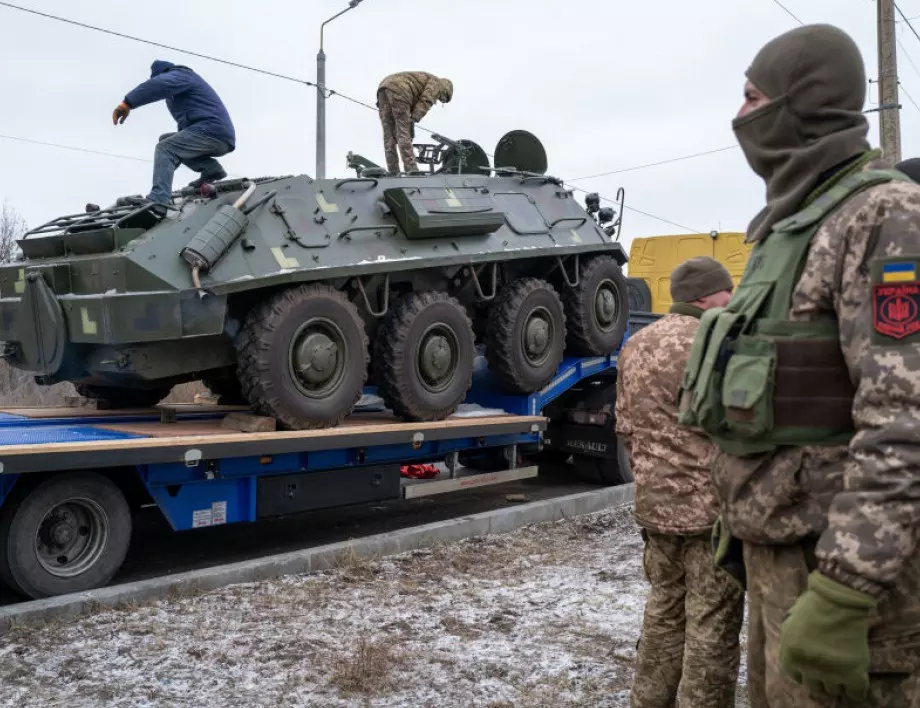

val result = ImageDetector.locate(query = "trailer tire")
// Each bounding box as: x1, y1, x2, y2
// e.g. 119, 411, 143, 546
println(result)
572, 438, 633, 486
0, 472, 131, 599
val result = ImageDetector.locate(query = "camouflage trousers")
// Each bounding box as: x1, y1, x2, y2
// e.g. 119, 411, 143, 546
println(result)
630, 530, 744, 708
377, 88, 417, 174
744, 540, 920, 707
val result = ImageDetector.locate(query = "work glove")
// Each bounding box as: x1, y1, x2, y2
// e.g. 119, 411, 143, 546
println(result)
711, 515, 746, 590
779, 570, 876, 702
112, 101, 130, 125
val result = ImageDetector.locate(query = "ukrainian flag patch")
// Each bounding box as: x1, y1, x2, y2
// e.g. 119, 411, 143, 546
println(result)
882, 261, 917, 282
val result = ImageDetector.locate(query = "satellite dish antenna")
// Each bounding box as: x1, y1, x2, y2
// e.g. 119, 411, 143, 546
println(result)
493, 130, 547, 175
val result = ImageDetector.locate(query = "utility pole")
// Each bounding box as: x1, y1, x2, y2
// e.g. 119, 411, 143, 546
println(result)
316, 0, 365, 180
878, 0, 902, 163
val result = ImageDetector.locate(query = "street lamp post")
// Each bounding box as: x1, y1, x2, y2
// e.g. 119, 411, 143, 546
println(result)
316, 0, 365, 179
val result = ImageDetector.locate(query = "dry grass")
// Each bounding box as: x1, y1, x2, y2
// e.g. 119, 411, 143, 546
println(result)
329, 635, 408, 697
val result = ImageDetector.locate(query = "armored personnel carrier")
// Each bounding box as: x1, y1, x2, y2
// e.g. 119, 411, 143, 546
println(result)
0, 130, 630, 429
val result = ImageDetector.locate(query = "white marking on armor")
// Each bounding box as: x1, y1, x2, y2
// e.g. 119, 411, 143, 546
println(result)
271, 247, 300, 269
445, 188, 462, 208
80, 307, 98, 335
316, 193, 340, 213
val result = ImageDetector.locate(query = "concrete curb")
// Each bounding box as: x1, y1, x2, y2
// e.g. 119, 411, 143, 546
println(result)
0, 483, 634, 634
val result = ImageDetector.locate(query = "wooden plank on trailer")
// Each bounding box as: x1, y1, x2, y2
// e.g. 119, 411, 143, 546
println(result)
402, 465, 539, 499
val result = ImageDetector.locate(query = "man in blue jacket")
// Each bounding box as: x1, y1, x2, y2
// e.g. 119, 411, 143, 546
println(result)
113, 60, 236, 207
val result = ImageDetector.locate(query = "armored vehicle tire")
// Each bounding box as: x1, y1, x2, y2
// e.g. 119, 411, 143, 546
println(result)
0, 472, 132, 599
74, 384, 170, 409
237, 284, 369, 430
375, 291, 475, 421
486, 278, 566, 394
563, 255, 630, 356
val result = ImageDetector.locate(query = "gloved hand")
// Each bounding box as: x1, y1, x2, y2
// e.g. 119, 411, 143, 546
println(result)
112, 101, 130, 125
711, 515, 746, 590
779, 570, 876, 701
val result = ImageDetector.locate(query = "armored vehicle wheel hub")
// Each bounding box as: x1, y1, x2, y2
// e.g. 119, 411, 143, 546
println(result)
417, 324, 459, 393
36, 498, 108, 579
594, 279, 618, 330
291, 318, 347, 397
522, 307, 553, 365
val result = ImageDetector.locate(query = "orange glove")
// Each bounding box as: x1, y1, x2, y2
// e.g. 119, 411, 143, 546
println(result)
112, 102, 130, 125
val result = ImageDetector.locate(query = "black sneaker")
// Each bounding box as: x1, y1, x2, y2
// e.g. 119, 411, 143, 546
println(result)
188, 169, 228, 189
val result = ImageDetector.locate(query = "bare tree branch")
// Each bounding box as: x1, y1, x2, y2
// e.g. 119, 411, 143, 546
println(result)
0, 200, 27, 263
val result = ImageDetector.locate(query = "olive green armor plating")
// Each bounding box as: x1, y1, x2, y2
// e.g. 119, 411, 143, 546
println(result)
677, 168, 912, 456
0, 130, 631, 429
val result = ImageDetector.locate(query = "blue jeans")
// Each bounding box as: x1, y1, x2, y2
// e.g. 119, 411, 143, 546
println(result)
148, 129, 231, 204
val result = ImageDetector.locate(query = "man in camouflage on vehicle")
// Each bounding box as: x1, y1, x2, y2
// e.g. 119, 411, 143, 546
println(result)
616, 257, 743, 708
376, 71, 453, 174
677, 23, 920, 706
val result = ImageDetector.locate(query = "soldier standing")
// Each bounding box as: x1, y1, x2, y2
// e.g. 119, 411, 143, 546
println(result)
616, 256, 744, 708
376, 71, 453, 174
678, 23, 920, 706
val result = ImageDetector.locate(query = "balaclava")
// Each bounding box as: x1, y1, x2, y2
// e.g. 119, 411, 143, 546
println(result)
733, 24, 871, 242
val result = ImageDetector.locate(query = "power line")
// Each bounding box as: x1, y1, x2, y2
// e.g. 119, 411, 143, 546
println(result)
566, 184, 703, 233
771, 0, 804, 24
901, 84, 920, 112
895, 2, 920, 44
0, 133, 150, 163
0, 1, 314, 88
569, 145, 739, 181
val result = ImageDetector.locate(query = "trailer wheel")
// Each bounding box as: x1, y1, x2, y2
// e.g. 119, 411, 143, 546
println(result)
74, 384, 171, 409
375, 291, 474, 421
486, 278, 566, 394
237, 284, 369, 429
572, 439, 633, 486
0, 472, 131, 599
563, 255, 630, 356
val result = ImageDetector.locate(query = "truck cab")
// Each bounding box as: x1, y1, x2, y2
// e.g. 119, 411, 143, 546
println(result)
626, 231, 752, 313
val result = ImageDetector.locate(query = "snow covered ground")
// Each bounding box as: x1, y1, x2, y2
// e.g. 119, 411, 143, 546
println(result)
0, 503, 749, 707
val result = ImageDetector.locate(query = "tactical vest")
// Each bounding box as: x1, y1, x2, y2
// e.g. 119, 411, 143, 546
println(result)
677, 167, 912, 457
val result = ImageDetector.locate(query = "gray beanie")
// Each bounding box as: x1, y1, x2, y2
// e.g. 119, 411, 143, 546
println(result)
670, 256, 734, 303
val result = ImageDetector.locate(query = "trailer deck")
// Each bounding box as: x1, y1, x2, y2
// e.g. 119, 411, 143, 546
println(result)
0, 352, 622, 600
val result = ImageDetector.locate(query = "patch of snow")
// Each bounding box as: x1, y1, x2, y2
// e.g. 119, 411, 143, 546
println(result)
0, 506, 749, 707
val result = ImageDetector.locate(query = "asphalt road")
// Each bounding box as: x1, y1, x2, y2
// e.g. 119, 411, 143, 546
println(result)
1, 472, 601, 607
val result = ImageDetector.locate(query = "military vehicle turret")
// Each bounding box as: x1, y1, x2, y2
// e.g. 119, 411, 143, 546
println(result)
0, 130, 630, 429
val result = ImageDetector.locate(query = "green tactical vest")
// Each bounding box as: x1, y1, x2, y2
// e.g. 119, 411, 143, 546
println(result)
677, 164, 912, 457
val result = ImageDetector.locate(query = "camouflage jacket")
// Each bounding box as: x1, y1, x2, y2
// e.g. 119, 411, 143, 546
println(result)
378, 72, 450, 122
615, 306, 720, 535
713, 156, 920, 598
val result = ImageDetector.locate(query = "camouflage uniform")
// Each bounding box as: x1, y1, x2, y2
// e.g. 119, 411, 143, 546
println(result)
376, 71, 453, 174
694, 24, 920, 707
616, 262, 744, 708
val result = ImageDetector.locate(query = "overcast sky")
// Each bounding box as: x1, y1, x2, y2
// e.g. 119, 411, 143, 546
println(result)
0, 0, 911, 256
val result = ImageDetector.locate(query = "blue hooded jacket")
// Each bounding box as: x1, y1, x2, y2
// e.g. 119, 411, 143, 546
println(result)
124, 60, 235, 150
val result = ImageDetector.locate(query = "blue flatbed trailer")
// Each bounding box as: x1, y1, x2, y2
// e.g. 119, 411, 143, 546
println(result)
0, 341, 635, 601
